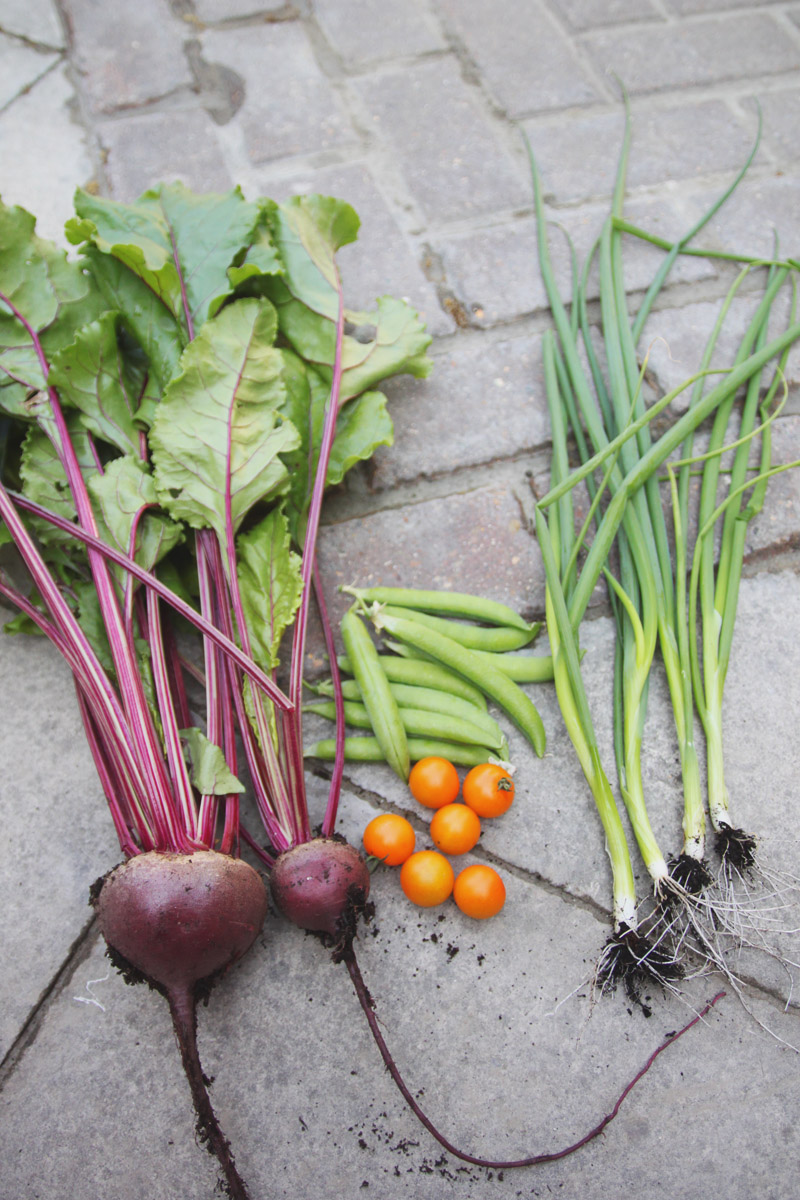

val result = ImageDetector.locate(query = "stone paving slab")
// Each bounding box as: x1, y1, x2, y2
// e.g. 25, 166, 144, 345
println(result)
0, 621, 122, 1061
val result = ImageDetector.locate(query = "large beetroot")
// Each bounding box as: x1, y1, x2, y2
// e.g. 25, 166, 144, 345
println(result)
94, 852, 267, 1199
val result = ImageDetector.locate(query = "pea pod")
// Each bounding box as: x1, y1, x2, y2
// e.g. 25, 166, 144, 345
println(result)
372, 609, 547, 757
314, 678, 502, 738
380, 605, 537, 652
340, 608, 409, 780
383, 639, 556, 683
305, 699, 506, 753
342, 584, 535, 633
462, 648, 556, 683
337, 653, 488, 711
305, 736, 495, 768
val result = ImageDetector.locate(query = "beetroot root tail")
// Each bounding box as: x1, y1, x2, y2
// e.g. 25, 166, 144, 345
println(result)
342, 945, 724, 1169
167, 986, 252, 1200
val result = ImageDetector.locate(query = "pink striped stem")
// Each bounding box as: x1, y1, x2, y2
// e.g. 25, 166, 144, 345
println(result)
285, 266, 346, 845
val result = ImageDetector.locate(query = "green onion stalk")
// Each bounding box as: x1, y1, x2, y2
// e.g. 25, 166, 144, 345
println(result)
534, 413, 682, 999
528, 139, 680, 901
687, 272, 798, 876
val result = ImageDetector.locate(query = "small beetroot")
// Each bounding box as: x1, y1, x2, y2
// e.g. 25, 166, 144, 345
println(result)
269, 837, 370, 950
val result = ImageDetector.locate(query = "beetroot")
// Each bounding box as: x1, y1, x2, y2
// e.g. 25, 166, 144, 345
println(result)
269, 838, 370, 947
94, 851, 268, 1200
96, 850, 267, 989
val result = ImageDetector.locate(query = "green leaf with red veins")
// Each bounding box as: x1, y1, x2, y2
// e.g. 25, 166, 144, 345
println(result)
87, 456, 184, 584
264, 194, 432, 402
149, 298, 299, 568
0, 201, 103, 413
48, 312, 146, 457
68, 183, 262, 334
236, 507, 303, 672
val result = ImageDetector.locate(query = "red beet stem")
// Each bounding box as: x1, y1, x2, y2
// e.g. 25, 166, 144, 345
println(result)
343, 945, 725, 1168
167, 985, 251, 1200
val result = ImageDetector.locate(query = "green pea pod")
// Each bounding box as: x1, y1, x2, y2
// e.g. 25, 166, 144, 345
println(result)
464, 648, 556, 683
340, 608, 410, 780
381, 639, 555, 683
342, 584, 535, 632
305, 736, 495, 768
380, 605, 537, 652
337, 653, 488, 710
372, 610, 547, 757
305, 699, 505, 753
315, 679, 502, 739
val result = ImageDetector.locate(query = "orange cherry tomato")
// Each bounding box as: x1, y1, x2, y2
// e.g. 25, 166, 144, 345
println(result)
408, 756, 460, 809
400, 850, 455, 907
462, 763, 515, 818
453, 864, 506, 919
362, 813, 416, 866
429, 804, 481, 856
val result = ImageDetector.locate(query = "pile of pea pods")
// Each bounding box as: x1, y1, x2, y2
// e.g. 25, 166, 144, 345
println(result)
304, 586, 552, 774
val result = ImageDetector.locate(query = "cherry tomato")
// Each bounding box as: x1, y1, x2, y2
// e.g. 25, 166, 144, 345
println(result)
462, 763, 515, 818
453, 864, 506, 919
362, 813, 416, 866
408, 756, 460, 809
400, 850, 454, 907
429, 803, 481, 856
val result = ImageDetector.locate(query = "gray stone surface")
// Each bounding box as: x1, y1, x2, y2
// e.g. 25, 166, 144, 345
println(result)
4, 2, 800, 1196
523, 99, 757, 207
67, 0, 193, 113
203, 22, 358, 163
584, 14, 800, 94
0, 622, 120, 1060
0, 0, 64, 46
317, 482, 544, 632
98, 108, 233, 199
551, 0, 661, 29
313, 0, 447, 64
350, 58, 529, 223
436, 0, 600, 116
0, 31, 59, 109
0, 65, 95, 243
747, 87, 800, 164
367, 331, 551, 486
436, 192, 716, 328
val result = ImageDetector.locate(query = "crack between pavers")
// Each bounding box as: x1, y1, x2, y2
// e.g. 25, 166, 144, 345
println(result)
0, 912, 100, 1090
0, 53, 64, 119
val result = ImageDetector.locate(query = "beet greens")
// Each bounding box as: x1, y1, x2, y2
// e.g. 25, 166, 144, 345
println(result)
0, 183, 431, 1196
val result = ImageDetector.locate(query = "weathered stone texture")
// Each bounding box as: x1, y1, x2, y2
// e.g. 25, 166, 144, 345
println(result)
351, 58, 529, 223
202, 21, 358, 162
436, 0, 600, 115
584, 14, 800, 93
67, 0, 193, 113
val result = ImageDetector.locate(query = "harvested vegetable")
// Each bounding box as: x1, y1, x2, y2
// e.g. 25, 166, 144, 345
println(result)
528, 100, 800, 993
453, 864, 506, 919
430, 803, 482, 855
463, 762, 515, 818
0, 182, 431, 1194
409, 755, 461, 807
400, 849, 455, 907
363, 812, 416, 865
